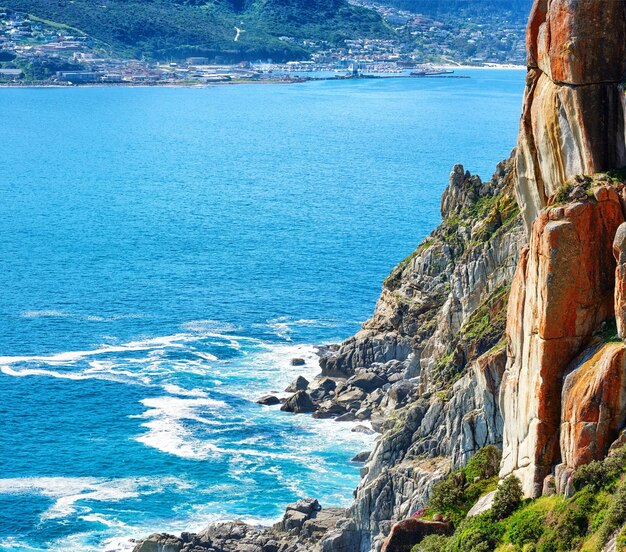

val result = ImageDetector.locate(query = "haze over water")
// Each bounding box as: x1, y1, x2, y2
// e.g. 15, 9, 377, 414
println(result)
0, 69, 524, 551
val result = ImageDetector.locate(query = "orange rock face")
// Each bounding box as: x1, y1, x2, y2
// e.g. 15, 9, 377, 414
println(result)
560, 342, 626, 469
530, 0, 626, 85
515, 0, 626, 231
499, 188, 624, 497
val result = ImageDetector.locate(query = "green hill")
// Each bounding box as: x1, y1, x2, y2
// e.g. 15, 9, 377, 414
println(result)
2, 0, 391, 61
379, 0, 532, 21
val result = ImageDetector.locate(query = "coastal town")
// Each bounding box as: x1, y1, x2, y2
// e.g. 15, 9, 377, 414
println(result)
0, 5, 525, 85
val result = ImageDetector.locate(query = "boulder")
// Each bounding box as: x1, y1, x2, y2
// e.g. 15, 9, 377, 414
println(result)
132, 534, 184, 552
290, 358, 306, 366
280, 391, 316, 414
348, 372, 386, 393
351, 450, 371, 463
256, 395, 280, 406
467, 490, 496, 517
285, 375, 309, 393
380, 518, 453, 552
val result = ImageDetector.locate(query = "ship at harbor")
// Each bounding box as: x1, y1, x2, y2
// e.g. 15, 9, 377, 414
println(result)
410, 66, 454, 76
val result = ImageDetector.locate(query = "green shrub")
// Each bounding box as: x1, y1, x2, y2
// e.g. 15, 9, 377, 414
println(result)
572, 446, 626, 492
411, 534, 450, 552
536, 502, 588, 552
464, 445, 502, 482
492, 476, 523, 519
507, 508, 546, 548
596, 480, 626, 549
446, 512, 504, 552
428, 473, 466, 516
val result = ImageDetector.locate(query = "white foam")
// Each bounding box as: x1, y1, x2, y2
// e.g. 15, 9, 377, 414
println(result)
134, 396, 228, 460
0, 476, 190, 522
162, 384, 207, 397
21, 310, 69, 318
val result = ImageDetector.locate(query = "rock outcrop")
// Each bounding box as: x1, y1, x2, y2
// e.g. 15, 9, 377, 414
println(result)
515, 0, 626, 231
380, 518, 452, 552
560, 342, 626, 470
499, 186, 624, 496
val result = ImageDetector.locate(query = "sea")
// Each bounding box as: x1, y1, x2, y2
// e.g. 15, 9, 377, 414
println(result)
0, 69, 525, 551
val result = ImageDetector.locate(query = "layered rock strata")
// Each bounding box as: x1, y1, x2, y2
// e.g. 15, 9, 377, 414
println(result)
515, 0, 626, 230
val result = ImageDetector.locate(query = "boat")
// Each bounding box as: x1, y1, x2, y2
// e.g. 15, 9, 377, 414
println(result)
410, 68, 454, 77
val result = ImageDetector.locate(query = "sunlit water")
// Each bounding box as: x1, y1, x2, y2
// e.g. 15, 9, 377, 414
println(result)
0, 69, 525, 551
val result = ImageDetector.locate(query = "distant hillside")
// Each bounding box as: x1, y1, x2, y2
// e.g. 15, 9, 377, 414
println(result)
1, 0, 391, 61
379, 0, 532, 21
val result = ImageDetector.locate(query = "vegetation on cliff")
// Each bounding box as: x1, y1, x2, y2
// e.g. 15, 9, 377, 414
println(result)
413, 446, 626, 552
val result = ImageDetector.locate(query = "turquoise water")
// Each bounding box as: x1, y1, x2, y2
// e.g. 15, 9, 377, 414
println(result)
0, 70, 525, 551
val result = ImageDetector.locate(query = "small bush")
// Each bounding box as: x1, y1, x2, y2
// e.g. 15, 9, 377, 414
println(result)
411, 534, 450, 552
446, 512, 504, 552
492, 476, 523, 519
536, 502, 588, 552
507, 508, 546, 548
596, 480, 626, 549
464, 445, 502, 482
572, 446, 626, 492
428, 474, 465, 516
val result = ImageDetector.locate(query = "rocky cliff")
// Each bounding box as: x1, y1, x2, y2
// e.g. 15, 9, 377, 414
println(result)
133, 1, 626, 550
515, 0, 626, 231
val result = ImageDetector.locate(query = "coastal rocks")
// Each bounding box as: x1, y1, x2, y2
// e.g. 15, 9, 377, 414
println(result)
380, 518, 453, 552
499, 190, 624, 497
133, 500, 342, 552
256, 395, 281, 406
285, 376, 309, 392
321, 159, 523, 396
560, 342, 626, 469
515, 0, 626, 230
290, 358, 306, 366
280, 390, 316, 413
132, 534, 184, 552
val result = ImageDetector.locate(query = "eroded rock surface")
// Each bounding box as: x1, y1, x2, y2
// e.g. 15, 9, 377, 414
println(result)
515, 0, 626, 230
499, 187, 624, 496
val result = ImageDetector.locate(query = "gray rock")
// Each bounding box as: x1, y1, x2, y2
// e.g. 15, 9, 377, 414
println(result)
280, 391, 316, 414
351, 425, 376, 435
285, 376, 309, 393
290, 358, 306, 366
335, 412, 356, 422
351, 450, 371, 463
132, 534, 184, 552
348, 372, 386, 393
256, 395, 280, 406
467, 490, 496, 516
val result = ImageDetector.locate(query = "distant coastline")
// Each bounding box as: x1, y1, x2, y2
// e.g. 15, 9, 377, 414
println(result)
0, 64, 525, 88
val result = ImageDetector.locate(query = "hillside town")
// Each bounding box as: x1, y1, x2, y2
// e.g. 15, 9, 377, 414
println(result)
0, 6, 525, 85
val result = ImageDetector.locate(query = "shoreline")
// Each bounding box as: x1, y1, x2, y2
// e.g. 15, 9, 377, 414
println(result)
0, 63, 526, 89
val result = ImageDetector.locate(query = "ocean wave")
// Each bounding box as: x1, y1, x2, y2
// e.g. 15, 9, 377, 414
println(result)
134, 396, 229, 460
20, 310, 146, 322
0, 476, 191, 522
